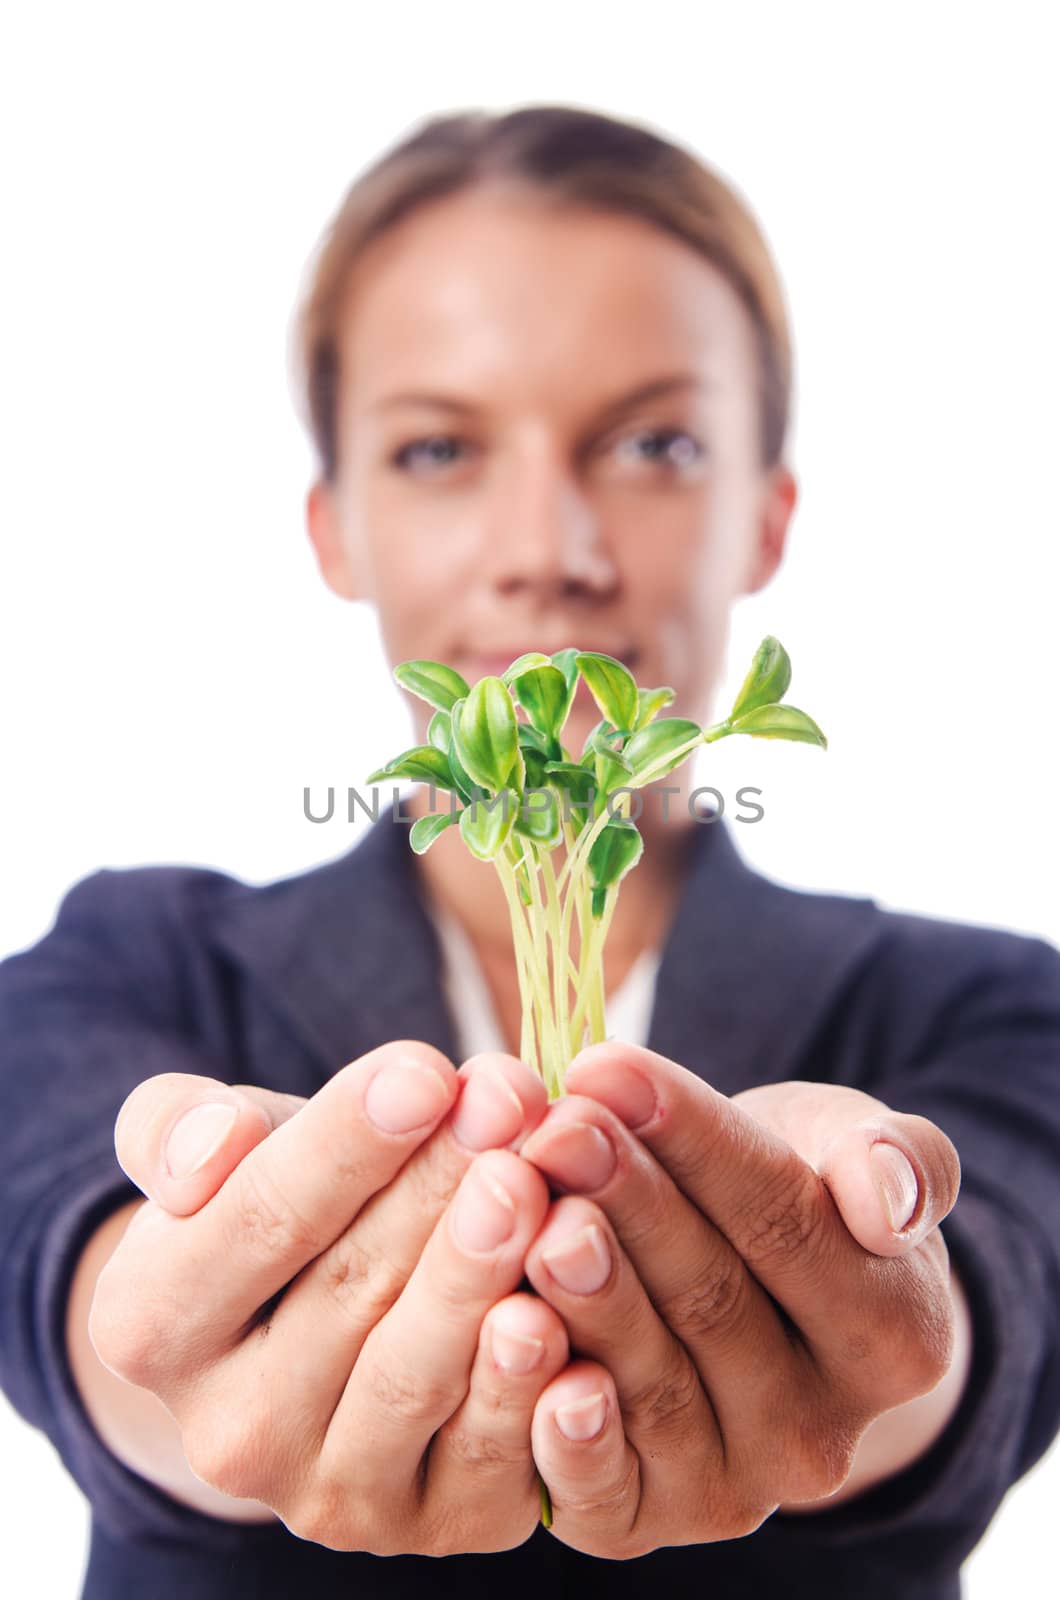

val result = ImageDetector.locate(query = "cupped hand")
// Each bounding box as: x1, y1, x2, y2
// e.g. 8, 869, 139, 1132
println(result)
91, 1043, 572, 1555
514, 1041, 963, 1559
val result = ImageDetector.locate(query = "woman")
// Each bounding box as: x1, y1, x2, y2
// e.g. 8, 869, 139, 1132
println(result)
2, 104, 1058, 1600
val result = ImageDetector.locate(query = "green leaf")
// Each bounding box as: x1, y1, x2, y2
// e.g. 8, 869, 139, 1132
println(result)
520, 743, 551, 791
409, 810, 460, 853
580, 720, 627, 759
365, 745, 459, 789
575, 652, 639, 734
542, 760, 596, 835
729, 636, 792, 721
427, 710, 451, 753
458, 787, 519, 860
624, 718, 703, 784
584, 729, 632, 812
502, 652, 552, 685
588, 816, 644, 917
517, 723, 551, 754
445, 700, 485, 805
453, 676, 519, 792
393, 659, 471, 713
550, 647, 580, 695
730, 702, 828, 749
509, 663, 574, 743
632, 685, 676, 731
514, 786, 563, 848
543, 759, 596, 789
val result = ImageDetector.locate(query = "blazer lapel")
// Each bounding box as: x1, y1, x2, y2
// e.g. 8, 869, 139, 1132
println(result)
207, 811, 883, 1098
207, 813, 460, 1081
646, 819, 882, 1094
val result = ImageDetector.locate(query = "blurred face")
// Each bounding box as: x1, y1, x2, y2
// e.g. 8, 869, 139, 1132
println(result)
307, 184, 797, 755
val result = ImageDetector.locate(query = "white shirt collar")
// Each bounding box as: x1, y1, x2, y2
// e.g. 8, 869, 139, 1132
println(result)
427, 898, 661, 1065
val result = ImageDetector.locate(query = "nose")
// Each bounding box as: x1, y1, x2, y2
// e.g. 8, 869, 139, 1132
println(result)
481, 444, 618, 600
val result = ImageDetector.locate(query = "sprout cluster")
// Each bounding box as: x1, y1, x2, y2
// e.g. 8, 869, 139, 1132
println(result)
368, 638, 826, 1103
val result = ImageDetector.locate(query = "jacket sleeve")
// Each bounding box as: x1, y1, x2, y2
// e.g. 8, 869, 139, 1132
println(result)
760, 915, 1060, 1578
0, 866, 286, 1556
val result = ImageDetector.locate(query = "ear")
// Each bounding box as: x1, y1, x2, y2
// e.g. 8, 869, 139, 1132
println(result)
305, 480, 361, 601
743, 463, 798, 595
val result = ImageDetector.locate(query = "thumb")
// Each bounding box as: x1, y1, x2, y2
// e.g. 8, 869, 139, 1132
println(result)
732, 1080, 961, 1258
115, 1072, 307, 1217
816, 1109, 962, 1257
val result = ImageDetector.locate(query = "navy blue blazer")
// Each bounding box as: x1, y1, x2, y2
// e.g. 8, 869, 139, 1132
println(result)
2, 811, 1059, 1599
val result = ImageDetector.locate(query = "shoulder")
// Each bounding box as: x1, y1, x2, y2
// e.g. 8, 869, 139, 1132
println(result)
771, 878, 1060, 1078
700, 828, 1060, 1081
0, 839, 369, 1008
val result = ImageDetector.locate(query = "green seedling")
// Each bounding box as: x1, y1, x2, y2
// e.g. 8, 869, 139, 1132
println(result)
368, 635, 826, 1102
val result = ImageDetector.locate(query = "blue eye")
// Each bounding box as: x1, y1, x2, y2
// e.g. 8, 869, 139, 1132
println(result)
391, 436, 467, 472
615, 428, 703, 469
389, 426, 704, 476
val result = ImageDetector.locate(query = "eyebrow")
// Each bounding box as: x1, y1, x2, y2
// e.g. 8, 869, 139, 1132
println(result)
369, 372, 709, 420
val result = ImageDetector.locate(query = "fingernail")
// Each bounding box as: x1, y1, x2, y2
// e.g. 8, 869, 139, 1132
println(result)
165, 1102, 238, 1179
871, 1143, 919, 1232
451, 1068, 525, 1151
573, 1064, 657, 1130
556, 1392, 608, 1441
541, 1222, 611, 1294
490, 1323, 545, 1375
532, 1122, 615, 1192
364, 1060, 450, 1134
452, 1164, 517, 1253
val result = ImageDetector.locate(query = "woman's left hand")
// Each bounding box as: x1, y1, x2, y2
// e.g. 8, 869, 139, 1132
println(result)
517, 1041, 964, 1559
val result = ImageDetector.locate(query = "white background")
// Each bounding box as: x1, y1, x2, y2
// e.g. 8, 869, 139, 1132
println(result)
1, 2, 1057, 1592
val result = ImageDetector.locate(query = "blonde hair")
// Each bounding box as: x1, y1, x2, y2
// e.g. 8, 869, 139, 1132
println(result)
291, 104, 793, 481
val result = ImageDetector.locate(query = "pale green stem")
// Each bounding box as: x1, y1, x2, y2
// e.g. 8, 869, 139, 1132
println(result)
538, 845, 570, 1095
554, 797, 614, 899
520, 836, 565, 1099
494, 851, 540, 1076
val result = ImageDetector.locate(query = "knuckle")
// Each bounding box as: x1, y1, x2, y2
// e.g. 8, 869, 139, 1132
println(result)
786, 1418, 860, 1504
226, 1159, 322, 1266
362, 1348, 457, 1428
859, 1265, 953, 1403
661, 1250, 748, 1346
557, 1447, 640, 1522
735, 1167, 826, 1273
416, 1502, 483, 1558
439, 1418, 521, 1474
613, 1182, 673, 1257
716, 1496, 775, 1541
626, 1353, 702, 1436
183, 1413, 264, 1501
318, 1229, 401, 1331
289, 1481, 361, 1552
88, 1270, 172, 1387
184, 1390, 301, 1505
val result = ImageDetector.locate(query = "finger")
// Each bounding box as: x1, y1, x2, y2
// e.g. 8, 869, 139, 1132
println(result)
115, 1073, 307, 1215
530, 1358, 639, 1559
520, 1097, 807, 1450
425, 1292, 569, 1547
105, 1041, 461, 1385
562, 1043, 885, 1351
332, 1150, 551, 1498
523, 1193, 717, 1530
215, 1052, 548, 1425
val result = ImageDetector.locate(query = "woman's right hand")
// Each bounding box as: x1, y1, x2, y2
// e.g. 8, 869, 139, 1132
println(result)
91, 1041, 572, 1555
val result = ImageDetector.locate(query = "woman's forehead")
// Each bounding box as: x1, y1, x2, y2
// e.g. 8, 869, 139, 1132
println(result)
337, 193, 754, 410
